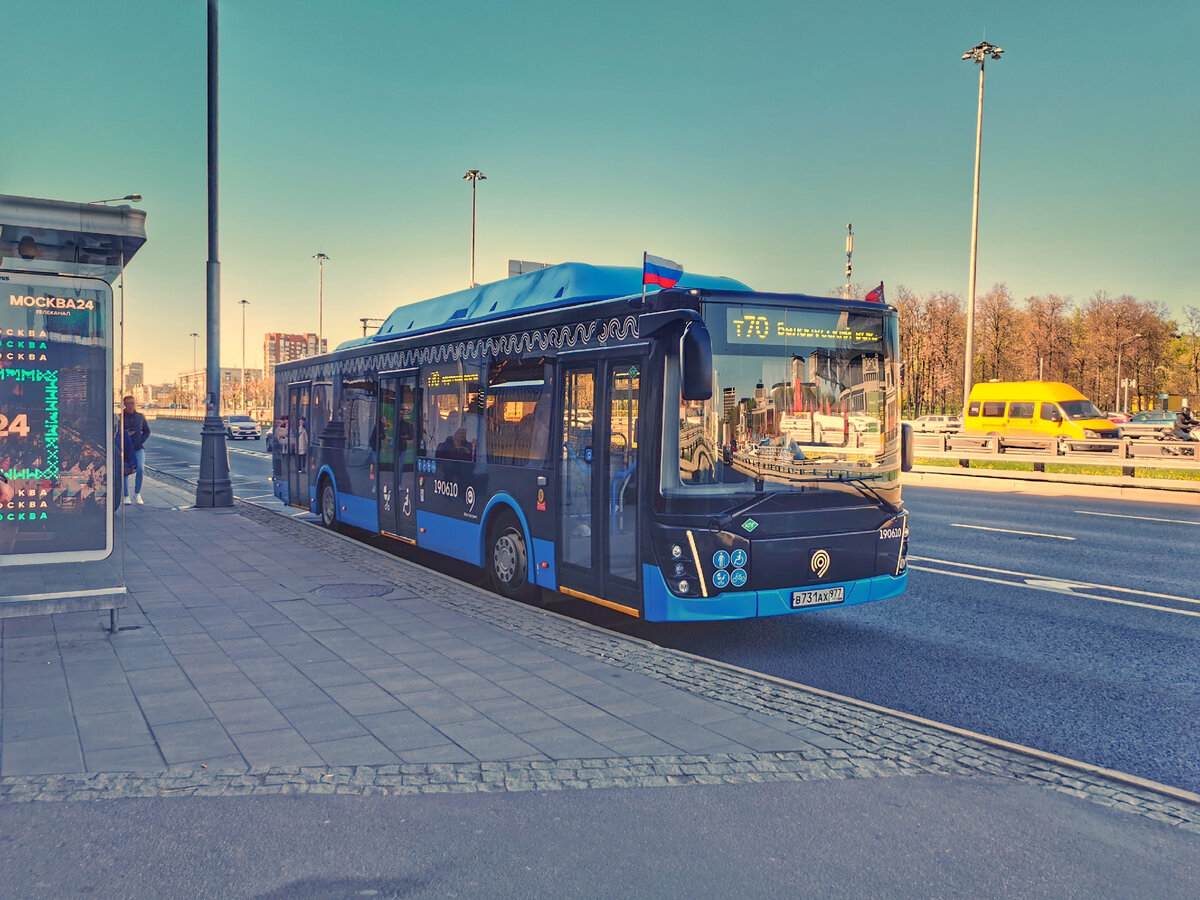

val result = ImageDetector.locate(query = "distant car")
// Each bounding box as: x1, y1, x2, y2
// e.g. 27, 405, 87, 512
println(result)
910, 415, 962, 433
1119, 410, 1178, 439
226, 415, 262, 440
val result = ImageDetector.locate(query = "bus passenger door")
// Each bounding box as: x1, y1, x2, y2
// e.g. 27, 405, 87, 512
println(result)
557, 358, 643, 615
378, 372, 419, 542
287, 382, 311, 508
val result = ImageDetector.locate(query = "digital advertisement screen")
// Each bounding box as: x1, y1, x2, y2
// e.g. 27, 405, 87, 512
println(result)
0, 272, 113, 565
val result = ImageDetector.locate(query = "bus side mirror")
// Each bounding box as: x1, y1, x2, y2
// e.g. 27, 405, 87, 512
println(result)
680, 322, 713, 401
901, 423, 914, 473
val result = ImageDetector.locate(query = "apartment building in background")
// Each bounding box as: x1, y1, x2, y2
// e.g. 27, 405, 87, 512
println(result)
264, 332, 327, 377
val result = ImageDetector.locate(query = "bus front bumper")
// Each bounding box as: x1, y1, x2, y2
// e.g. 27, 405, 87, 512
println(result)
642, 565, 907, 622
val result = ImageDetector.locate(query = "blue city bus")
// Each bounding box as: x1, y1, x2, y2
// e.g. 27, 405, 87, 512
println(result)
271, 262, 912, 621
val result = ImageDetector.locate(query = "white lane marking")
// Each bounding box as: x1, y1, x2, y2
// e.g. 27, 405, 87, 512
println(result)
907, 566, 1200, 618
155, 433, 270, 458
1075, 510, 1200, 526
908, 556, 1200, 604
950, 523, 1075, 541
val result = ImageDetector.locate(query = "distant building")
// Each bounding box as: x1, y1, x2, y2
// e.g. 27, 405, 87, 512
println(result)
122, 361, 144, 392
264, 333, 326, 376
178, 368, 262, 403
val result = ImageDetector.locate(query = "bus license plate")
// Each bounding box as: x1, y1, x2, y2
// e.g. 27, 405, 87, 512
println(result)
791, 586, 844, 609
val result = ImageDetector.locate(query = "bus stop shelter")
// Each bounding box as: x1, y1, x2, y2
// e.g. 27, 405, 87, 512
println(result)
1, 193, 148, 626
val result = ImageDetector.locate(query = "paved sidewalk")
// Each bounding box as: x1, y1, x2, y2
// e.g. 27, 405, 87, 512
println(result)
2, 473, 1197, 841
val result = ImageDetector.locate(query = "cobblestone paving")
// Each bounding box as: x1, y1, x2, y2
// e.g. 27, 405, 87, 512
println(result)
1, 471, 1196, 836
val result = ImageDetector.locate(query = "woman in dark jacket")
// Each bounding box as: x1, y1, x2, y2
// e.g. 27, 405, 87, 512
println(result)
121, 395, 151, 505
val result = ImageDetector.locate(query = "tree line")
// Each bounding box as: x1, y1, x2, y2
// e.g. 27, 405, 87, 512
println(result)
862, 283, 1199, 416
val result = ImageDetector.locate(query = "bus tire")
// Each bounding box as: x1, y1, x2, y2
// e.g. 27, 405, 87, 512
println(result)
488, 512, 538, 602
319, 477, 338, 529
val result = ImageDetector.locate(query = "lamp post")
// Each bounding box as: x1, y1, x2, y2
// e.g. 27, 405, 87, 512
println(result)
239, 299, 249, 413
313, 252, 329, 354
1115, 332, 1143, 413
197, 0, 233, 507
463, 169, 486, 287
189, 331, 199, 411
961, 40, 1004, 415
843, 224, 854, 300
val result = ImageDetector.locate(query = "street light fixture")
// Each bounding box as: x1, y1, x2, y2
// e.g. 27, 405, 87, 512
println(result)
313, 252, 329, 354
961, 40, 1004, 416
239, 299, 250, 413
89, 194, 142, 205
463, 169, 486, 287
1115, 332, 1143, 413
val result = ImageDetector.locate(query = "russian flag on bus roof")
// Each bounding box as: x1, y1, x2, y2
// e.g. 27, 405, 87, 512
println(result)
643, 253, 683, 289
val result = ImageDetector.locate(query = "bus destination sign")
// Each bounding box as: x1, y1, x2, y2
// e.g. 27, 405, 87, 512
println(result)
725, 307, 881, 348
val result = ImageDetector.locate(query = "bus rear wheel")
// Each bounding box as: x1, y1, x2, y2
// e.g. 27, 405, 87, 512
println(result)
319, 478, 338, 529
488, 512, 538, 602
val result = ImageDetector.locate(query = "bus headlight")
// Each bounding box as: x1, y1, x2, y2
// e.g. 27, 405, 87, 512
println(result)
677, 580, 691, 594
671, 544, 684, 560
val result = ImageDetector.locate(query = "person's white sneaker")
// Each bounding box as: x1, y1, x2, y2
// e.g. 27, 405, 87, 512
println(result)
123, 496, 132, 505
135, 494, 144, 505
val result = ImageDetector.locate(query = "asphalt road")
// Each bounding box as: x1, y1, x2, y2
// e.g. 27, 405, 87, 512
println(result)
143, 417, 1200, 793
3, 777, 1197, 899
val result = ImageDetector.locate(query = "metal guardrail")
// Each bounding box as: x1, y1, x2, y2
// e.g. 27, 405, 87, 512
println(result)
913, 432, 1199, 474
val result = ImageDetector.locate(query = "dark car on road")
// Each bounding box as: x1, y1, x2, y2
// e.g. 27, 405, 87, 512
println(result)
1119, 410, 1178, 439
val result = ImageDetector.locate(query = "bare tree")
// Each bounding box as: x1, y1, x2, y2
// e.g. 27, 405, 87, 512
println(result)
975, 283, 1018, 382
1023, 294, 1072, 381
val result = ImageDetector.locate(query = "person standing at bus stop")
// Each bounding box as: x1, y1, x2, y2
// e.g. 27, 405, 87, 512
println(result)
122, 395, 151, 505
297, 417, 309, 471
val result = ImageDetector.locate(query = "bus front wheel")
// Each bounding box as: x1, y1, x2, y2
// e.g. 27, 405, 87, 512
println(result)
488, 512, 538, 602
319, 478, 338, 529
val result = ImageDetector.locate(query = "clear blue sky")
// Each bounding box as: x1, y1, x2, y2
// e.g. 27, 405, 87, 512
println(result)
4, 0, 1197, 384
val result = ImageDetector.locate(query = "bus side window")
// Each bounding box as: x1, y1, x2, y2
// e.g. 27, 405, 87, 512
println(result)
981, 401, 1006, 417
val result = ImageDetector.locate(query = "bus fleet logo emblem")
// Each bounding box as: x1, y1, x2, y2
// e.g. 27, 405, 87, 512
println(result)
811, 549, 831, 578
741, 518, 758, 533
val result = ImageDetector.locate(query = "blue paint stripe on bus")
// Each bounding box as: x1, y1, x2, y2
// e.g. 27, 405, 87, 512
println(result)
532, 539, 556, 588
416, 511, 484, 567
642, 565, 906, 623
337, 492, 378, 532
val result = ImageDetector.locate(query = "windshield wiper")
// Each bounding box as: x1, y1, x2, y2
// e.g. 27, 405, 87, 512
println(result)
711, 491, 782, 530
822, 473, 895, 510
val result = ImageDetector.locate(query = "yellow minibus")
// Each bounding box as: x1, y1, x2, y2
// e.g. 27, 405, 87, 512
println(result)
964, 382, 1120, 449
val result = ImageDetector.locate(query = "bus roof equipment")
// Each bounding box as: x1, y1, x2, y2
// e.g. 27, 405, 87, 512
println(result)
340, 262, 752, 351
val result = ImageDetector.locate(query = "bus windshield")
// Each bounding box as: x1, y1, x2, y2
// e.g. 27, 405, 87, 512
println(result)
666, 301, 901, 506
